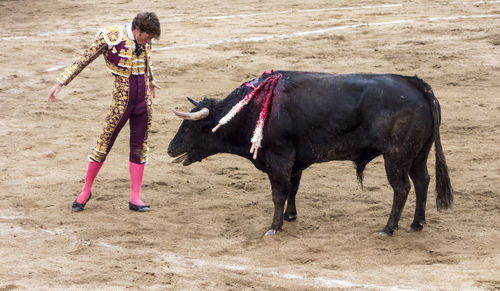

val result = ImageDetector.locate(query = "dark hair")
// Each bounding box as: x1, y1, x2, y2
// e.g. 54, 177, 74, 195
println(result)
132, 11, 161, 39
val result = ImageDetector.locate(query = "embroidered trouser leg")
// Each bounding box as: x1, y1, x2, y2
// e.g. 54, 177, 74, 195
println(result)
89, 75, 152, 163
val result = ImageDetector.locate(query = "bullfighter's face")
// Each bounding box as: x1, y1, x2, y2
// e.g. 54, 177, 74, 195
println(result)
133, 28, 154, 45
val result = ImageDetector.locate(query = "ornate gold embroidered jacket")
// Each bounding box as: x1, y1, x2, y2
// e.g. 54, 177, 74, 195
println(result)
57, 24, 155, 86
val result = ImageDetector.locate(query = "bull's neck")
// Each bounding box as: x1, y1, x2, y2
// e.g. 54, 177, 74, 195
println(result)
212, 93, 259, 157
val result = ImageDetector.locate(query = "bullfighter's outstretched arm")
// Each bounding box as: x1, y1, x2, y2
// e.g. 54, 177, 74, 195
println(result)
48, 33, 108, 102
56, 33, 108, 86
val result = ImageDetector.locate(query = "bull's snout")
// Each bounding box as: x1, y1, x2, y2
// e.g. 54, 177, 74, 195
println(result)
167, 145, 177, 157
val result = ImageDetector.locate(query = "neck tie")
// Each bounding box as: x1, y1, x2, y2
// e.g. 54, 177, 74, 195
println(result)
134, 40, 143, 56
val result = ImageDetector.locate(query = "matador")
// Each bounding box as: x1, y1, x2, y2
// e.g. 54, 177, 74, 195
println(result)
48, 12, 161, 213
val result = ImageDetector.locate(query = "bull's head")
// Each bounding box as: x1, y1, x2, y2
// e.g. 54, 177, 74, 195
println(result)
168, 97, 218, 166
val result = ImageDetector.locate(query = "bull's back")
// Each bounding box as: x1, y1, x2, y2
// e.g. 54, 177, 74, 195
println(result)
268, 72, 433, 161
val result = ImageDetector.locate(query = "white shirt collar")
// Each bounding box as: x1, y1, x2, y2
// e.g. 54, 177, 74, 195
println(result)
126, 23, 135, 41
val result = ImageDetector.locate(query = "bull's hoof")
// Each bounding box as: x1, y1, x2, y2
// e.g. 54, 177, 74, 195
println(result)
265, 229, 276, 236
284, 213, 297, 221
408, 221, 425, 232
264, 228, 282, 236
379, 228, 395, 236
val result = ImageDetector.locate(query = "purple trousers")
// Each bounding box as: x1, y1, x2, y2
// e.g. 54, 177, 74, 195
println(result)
89, 74, 151, 164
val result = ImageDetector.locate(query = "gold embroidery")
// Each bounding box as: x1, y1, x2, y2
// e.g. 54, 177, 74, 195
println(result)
90, 76, 130, 162
57, 34, 107, 85
101, 25, 124, 46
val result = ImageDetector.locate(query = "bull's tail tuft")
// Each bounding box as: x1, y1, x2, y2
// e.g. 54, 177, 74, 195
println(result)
434, 131, 454, 210
406, 76, 454, 210
356, 163, 364, 189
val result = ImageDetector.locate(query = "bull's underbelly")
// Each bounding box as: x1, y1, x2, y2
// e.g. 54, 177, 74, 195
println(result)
314, 149, 364, 162
295, 130, 375, 165
312, 143, 371, 162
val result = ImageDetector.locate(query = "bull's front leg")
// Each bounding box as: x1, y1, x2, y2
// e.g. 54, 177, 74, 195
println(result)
263, 151, 295, 236
265, 176, 290, 236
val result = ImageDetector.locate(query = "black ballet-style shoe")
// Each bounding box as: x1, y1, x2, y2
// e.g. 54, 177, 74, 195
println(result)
72, 192, 92, 212
128, 202, 151, 212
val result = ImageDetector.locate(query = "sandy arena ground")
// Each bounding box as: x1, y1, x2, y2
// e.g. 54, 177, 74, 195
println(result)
0, 0, 499, 290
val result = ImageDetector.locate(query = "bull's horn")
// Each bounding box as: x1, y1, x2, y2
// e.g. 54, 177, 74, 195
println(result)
186, 96, 199, 106
172, 107, 209, 120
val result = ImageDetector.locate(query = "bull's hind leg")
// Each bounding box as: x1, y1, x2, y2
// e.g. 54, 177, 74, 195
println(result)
408, 140, 432, 232
284, 171, 302, 221
382, 156, 412, 235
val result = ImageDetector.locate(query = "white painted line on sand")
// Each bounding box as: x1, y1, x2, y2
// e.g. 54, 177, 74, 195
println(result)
154, 14, 499, 51
2, 220, 414, 290
0, 216, 25, 220
202, 4, 402, 20
1, 4, 401, 40
296, 4, 403, 14
157, 249, 416, 290
157, 251, 416, 290
428, 14, 499, 21
0, 28, 89, 41
41, 11, 500, 71
451, 0, 500, 3
6, 0, 499, 41
155, 20, 412, 51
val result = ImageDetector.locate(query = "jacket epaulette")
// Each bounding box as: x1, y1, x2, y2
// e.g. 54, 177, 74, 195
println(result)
97, 25, 124, 48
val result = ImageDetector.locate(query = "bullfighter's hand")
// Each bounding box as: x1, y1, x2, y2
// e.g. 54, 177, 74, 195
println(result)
48, 83, 62, 102
149, 80, 161, 98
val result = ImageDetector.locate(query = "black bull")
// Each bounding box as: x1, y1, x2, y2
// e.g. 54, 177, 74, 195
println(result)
168, 71, 453, 236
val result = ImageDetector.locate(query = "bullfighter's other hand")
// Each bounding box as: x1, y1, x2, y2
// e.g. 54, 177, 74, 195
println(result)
48, 83, 62, 102
149, 80, 161, 98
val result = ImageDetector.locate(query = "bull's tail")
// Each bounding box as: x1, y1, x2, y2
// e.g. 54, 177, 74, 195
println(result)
407, 76, 454, 210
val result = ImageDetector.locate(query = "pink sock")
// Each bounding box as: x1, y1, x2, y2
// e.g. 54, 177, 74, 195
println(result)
129, 162, 145, 205
76, 161, 103, 204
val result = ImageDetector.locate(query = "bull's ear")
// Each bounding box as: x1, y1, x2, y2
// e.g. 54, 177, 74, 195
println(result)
186, 96, 199, 106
